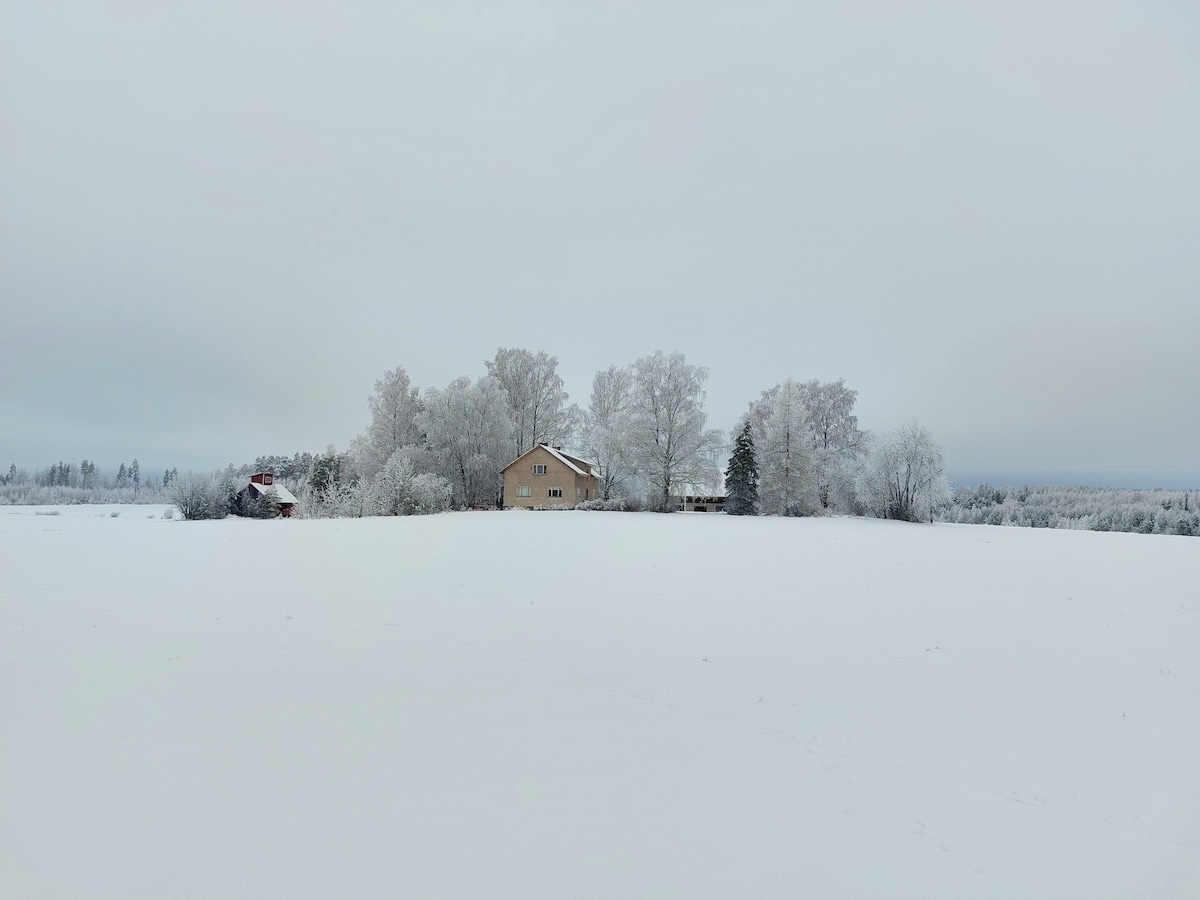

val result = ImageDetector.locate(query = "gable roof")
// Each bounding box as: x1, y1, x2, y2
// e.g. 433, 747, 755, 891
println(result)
501, 443, 598, 478
246, 481, 299, 505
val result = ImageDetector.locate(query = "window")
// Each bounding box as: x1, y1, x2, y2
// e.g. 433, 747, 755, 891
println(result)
548, 488, 563, 498
516, 486, 531, 498
532, 464, 547, 475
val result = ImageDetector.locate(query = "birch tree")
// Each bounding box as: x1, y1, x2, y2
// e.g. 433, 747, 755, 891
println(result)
419, 376, 514, 508
799, 378, 864, 509
486, 348, 572, 459
581, 364, 635, 500
353, 366, 423, 481
738, 377, 864, 513
758, 378, 816, 516
627, 351, 723, 511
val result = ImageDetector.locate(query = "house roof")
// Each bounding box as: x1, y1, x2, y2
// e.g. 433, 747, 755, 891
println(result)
247, 481, 299, 504
501, 443, 598, 478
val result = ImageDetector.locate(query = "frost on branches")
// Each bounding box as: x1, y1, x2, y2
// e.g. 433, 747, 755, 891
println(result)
419, 376, 513, 508
626, 352, 723, 511
486, 348, 576, 460
855, 422, 951, 523
581, 365, 635, 501
736, 378, 864, 516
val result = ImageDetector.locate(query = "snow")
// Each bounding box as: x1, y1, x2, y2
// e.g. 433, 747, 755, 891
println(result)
2, 506, 1198, 899
248, 481, 299, 505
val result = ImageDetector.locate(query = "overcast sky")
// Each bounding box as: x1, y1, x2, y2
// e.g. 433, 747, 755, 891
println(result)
4, 1, 1198, 487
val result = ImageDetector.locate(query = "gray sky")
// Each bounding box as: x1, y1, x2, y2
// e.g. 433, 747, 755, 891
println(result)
4, 1, 1198, 487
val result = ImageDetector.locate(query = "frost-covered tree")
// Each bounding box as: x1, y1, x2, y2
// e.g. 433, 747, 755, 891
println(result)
581, 364, 635, 500
758, 378, 816, 516
799, 379, 864, 509
724, 422, 759, 516
130, 459, 140, 492
738, 378, 864, 514
352, 366, 423, 481
166, 473, 229, 520
420, 375, 514, 507
854, 422, 950, 523
366, 451, 453, 516
627, 351, 723, 511
486, 347, 572, 459
309, 447, 354, 497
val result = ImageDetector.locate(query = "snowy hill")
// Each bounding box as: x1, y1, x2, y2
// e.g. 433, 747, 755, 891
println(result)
2, 507, 1198, 898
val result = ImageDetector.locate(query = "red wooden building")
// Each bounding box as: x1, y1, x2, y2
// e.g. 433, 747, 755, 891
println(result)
242, 472, 298, 517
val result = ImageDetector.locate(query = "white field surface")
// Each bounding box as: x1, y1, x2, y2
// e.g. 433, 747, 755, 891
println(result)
2, 505, 1199, 899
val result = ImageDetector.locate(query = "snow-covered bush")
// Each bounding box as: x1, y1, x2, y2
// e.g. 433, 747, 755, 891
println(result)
854, 423, 950, 523
365, 452, 453, 516
0, 483, 165, 506
238, 487, 282, 519
166, 473, 229, 521
575, 496, 645, 512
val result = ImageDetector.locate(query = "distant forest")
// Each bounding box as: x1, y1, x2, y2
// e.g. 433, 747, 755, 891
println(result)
941, 484, 1196, 536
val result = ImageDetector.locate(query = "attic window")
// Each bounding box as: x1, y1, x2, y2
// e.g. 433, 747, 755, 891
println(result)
532, 464, 547, 475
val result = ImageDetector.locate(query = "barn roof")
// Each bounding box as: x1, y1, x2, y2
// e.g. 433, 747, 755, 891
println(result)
247, 481, 298, 505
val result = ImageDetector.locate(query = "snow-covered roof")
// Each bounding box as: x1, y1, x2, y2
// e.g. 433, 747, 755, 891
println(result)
501, 443, 599, 478
248, 481, 298, 504
541, 445, 593, 477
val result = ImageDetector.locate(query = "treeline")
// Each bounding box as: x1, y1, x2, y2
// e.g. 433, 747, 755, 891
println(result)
19, 345, 1190, 537
6, 346, 951, 522
0, 460, 182, 506
213, 348, 946, 522
309, 348, 943, 519
940, 484, 1198, 536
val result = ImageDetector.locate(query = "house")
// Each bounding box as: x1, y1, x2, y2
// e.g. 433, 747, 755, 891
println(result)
683, 495, 726, 513
501, 444, 600, 509
239, 472, 298, 517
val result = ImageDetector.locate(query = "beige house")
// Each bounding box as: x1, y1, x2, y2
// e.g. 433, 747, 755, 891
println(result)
502, 443, 600, 509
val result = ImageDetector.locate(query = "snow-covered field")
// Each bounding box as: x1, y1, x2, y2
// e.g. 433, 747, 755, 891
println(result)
2, 505, 1198, 899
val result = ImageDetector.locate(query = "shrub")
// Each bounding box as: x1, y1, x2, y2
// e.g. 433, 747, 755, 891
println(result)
576, 496, 645, 512
166, 473, 229, 521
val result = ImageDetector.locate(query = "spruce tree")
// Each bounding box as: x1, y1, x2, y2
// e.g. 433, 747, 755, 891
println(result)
725, 422, 759, 516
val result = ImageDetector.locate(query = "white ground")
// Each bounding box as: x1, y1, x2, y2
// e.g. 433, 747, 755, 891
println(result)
2, 505, 1198, 899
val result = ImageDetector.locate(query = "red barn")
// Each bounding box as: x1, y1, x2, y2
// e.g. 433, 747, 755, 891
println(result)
243, 472, 298, 517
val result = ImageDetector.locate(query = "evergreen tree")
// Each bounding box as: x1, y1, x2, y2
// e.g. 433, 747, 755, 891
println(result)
130, 459, 140, 492
725, 422, 759, 516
